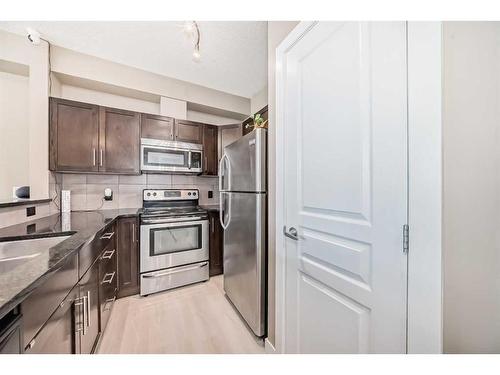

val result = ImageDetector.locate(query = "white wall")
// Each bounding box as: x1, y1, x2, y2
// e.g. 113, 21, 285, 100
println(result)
251, 85, 268, 114
0, 30, 49, 200
0, 71, 30, 199
267, 21, 300, 349
442, 21, 500, 353
51, 45, 251, 116
407, 22, 443, 354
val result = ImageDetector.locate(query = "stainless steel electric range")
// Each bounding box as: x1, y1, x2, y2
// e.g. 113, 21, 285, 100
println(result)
139, 189, 209, 296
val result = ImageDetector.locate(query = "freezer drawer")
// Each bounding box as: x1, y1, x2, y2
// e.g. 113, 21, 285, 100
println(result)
222, 192, 266, 337
140, 261, 209, 296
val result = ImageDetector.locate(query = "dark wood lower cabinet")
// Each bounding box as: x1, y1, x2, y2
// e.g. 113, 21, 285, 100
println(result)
209, 211, 224, 276
99, 241, 118, 331
79, 260, 100, 354
24, 285, 80, 354
117, 217, 140, 298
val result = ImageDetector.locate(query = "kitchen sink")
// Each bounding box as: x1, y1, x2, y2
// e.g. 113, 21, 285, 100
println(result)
0, 235, 70, 273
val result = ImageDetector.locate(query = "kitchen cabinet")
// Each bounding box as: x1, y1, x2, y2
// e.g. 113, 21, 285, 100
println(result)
202, 124, 218, 176
99, 107, 141, 174
242, 105, 268, 136
0, 310, 22, 354
141, 113, 174, 141
99, 240, 118, 332
174, 119, 203, 144
49, 98, 140, 174
24, 285, 80, 354
117, 217, 140, 298
79, 259, 100, 354
208, 211, 224, 276
49, 98, 99, 172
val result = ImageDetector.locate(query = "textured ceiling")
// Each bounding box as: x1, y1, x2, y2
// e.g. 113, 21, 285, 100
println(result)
0, 21, 268, 98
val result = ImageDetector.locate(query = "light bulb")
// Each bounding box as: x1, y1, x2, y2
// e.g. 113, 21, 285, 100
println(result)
192, 48, 201, 62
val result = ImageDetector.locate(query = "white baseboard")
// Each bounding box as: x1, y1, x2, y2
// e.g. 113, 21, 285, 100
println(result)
264, 338, 277, 354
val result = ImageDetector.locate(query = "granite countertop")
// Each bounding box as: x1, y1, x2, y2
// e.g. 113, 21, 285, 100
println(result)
200, 204, 220, 212
0, 208, 139, 320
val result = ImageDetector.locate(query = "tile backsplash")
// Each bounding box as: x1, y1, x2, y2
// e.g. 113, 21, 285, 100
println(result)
50, 173, 219, 212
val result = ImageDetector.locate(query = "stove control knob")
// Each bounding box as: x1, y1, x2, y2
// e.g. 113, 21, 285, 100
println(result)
193, 192, 197, 196
153, 192, 157, 197
147, 193, 151, 197
188, 192, 192, 196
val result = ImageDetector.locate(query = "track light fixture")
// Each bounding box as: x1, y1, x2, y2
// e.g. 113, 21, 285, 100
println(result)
183, 21, 201, 62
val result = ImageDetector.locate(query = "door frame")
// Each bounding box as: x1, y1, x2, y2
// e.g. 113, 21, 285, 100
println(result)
274, 21, 443, 354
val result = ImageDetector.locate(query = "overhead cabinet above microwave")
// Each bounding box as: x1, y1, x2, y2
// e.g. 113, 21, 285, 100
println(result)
49, 98, 140, 174
49, 98, 219, 175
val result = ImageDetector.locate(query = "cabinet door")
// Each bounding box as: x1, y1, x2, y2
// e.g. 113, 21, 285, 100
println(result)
99, 241, 118, 333
174, 119, 203, 144
79, 261, 100, 354
202, 125, 218, 175
141, 113, 174, 141
117, 217, 140, 298
209, 211, 224, 276
49, 98, 99, 172
99, 107, 140, 174
24, 285, 80, 354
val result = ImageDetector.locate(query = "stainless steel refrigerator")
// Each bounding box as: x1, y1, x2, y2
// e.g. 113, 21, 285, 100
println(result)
219, 128, 267, 337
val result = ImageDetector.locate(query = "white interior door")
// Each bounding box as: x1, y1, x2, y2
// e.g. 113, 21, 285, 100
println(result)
277, 21, 408, 353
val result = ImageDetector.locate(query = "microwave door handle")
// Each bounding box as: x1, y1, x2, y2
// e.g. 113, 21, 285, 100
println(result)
188, 150, 192, 170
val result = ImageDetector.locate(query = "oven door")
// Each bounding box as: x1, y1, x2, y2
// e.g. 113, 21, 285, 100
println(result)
140, 219, 209, 273
141, 144, 203, 173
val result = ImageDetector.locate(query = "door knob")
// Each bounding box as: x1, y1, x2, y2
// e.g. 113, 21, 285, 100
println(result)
283, 226, 299, 241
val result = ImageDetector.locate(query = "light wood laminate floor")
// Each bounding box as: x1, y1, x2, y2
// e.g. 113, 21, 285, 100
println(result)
98, 275, 265, 354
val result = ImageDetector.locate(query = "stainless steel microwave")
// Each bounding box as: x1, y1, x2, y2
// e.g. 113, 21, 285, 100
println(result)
140, 138, 203, 174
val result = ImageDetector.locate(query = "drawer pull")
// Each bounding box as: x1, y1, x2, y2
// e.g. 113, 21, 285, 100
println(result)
102, 249, 115, 259
101, 272, 116, 285
103, 296, 116, 311
100, 232, 115, 240
142, 262, 208, 279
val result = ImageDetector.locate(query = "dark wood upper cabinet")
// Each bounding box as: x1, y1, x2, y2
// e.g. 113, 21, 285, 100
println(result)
202, 124, 218, 176
49, 98, 99, 172
174, 119, 203, 144
117, 217, 140, 299
99, 107, 140, 174
141, 113, 174, 141
242, 105, 268, 137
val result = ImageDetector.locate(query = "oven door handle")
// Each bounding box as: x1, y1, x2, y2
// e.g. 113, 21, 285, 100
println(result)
142, 262, 208, 278
141, 216, 204, 224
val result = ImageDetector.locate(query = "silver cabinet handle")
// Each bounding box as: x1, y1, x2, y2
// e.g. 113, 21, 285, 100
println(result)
102, 272, 116, 285
103, 296, 116, 311
92, 148, 96, 166
86, 291, 91, 328
102, 249, 115, 259
211, 216, 214, 233
100, 232, 115, 240
100, 149, 103, 167
132, 223, 135, 243
204, 156, 208, 173
283, 226, 299, 241
75, 295, 88, 335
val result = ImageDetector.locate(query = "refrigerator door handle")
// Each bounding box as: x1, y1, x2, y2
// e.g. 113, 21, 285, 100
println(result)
218, 154, 231, 192
219, 192, 231, 230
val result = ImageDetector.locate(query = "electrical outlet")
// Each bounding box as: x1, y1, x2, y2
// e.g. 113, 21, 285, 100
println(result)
208, 190, 213, 199
104, 188, 113, 201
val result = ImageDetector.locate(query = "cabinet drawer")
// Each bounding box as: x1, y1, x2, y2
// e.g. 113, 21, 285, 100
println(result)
79, 223, 115, 277
21, 253, 78, 348
24, 285, 79, 354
